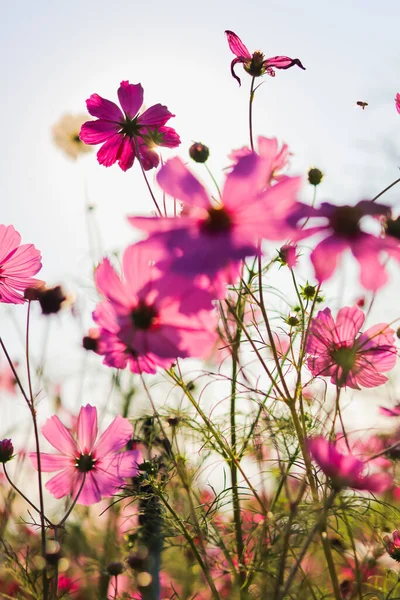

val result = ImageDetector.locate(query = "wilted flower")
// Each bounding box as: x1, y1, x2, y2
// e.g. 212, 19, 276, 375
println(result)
52, 113, 93, 160
30, 404, 140, 505
80, 80, 180, 171
307, 436, 392, 493
306, 306, 396, 389
0, 225, 43, 304
384, 530, 400, 562
225, 30, 305, 86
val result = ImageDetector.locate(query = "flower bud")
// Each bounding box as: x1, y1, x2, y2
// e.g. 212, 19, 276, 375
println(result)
189, 142, 209, 163
286, 315, 300, 327
37, 286, 67, 315
106, 561, 125, 576
0, 439, 13, 463
308, 167, 324, 186
384, 530, 400, 562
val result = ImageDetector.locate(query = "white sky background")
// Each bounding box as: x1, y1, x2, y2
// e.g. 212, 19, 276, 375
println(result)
1, 0, 400, 452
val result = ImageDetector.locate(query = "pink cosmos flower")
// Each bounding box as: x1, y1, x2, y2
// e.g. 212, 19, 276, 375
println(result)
290, 200, 400, 290
384, 530, 400, 562
92, 242, 217, 374
0, 225, 42, 304
395, 93, 400, 115
129, 154, 302, 279
225, 30, 305, 86
307, 436, 392, 493
306, 306, 397, 389
228, 136, 290, 184
80, 81, 180, 171
30, 405, 140, 506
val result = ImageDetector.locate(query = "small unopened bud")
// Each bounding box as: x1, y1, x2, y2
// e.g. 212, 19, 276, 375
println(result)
0, 439, 13, 463
106, 561, 125, 576
286, 315, 300, 327
308, 167, 324, 186
303, 285, 316, 299
189, 142, 209, 163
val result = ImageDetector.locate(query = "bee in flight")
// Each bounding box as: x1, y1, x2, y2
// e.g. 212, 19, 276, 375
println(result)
356, 101, 368, 110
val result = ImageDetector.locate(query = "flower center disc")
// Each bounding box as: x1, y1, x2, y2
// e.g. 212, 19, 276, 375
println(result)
120, 118, 141, 138
131, 303, 157, 330
329, 206, 362, 238
76, 453, 96, 472
331, 344, 357, 373
201, 207, 232, 234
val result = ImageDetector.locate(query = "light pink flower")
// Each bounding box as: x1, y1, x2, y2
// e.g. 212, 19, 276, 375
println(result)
289, 200, 400, 290
228, 136, 290, 184
225, 30, 305, 86
0, 361, 17, 396
30, 405, 140, 506
395, 93, 400, 115
307, 436, 392, 493
306, 306, 397, 389
0, 225, 42, 304
92, 242, 217, 374
80, 81, 180, 171
129, 154, 301, 279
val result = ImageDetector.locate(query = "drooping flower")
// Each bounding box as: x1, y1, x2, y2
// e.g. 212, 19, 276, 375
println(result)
289, 200, 400, 290
30, 404, 140, 505
52, 113, 93, 160
228, 136, 290, 184
92, 241, 218, 374
395, 93, 400, 115
384, 530, 400, 562
80, 81, 180, 171
306, 306, 396, 389
0, 225, 43, 304
129, 154, 301, 280
225, 30, 305, 86
307, 436, 392, 493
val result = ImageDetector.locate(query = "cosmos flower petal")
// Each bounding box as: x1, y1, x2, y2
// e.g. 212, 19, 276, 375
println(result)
335, 306, 364, 342
45, 468, 78, 499
311, 235, 348, 283
42, 415, 78, 456
76, 405, 98, 454
77, 471, 103, 506
93, 415, 133, 459
138, 104, 174, 126
265, 56, 305, 70
224, 30, 252, 59
79, 120, 120, 144
117, 81, 144, 119
86, 93, 123, 122
29, 453, 73, 472
395, 93, 400, 115
156, 157, 210, 208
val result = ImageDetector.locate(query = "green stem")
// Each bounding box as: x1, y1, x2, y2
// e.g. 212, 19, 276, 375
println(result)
249, 77, 256, 151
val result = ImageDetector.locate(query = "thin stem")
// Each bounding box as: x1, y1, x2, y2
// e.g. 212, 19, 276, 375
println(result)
2, 464, 53, 526
57, 474, 86, 528
204, 162, 222, 200
371, 175, 400, 202
133, 136, 162, 216
249, 77, 256, 151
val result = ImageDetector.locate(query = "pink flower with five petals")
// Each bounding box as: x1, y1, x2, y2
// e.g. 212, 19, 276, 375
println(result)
225, 30, 305, 86
306, 305, 397, 389
80, 81, 180, 171
30, 405, 140, 506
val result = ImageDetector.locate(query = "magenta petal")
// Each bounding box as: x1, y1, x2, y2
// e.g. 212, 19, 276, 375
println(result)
96, 133, 124, 168
311, 235, 348, 283
117, 136, 136, 171
265, 56, 305, 70
110, 449, 141, 477
395, 93, 400, 115
86, 94, 123, 122
46, 467, 78, 499
0, 225, 20, 263
95, 258, 133, 311
351, 237, 388, 291
225, 30, 251, 59
156, 157, 210, 208
93, 415, 133, 459
137, 143, 160, 171
77, 471, 102, 505
361, 472, 392, 494
76, 405, 98, 453
79, 120, 119, 144
30, 452, 72, 472
138, 103, 174, 127
42, 415, 78, 456
117, 81, 144, 119
335, 306, 364, 342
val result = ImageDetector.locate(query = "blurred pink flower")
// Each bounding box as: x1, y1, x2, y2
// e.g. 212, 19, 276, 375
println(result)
30, 404, 140, 506
307, 436, 392, 493
278, 243, 298, 268
129, 154, 301, 279
228, 136, 290, 184
80, 80, 180, 171
0, 225, 42, 304
395, 93, 400, 115
225, 30, 305, 86
384, 530, 400, 562
290, 200, 400, 290
306, 306, 397, 389
93, 242, 217, 374
0, 361, 17, 396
